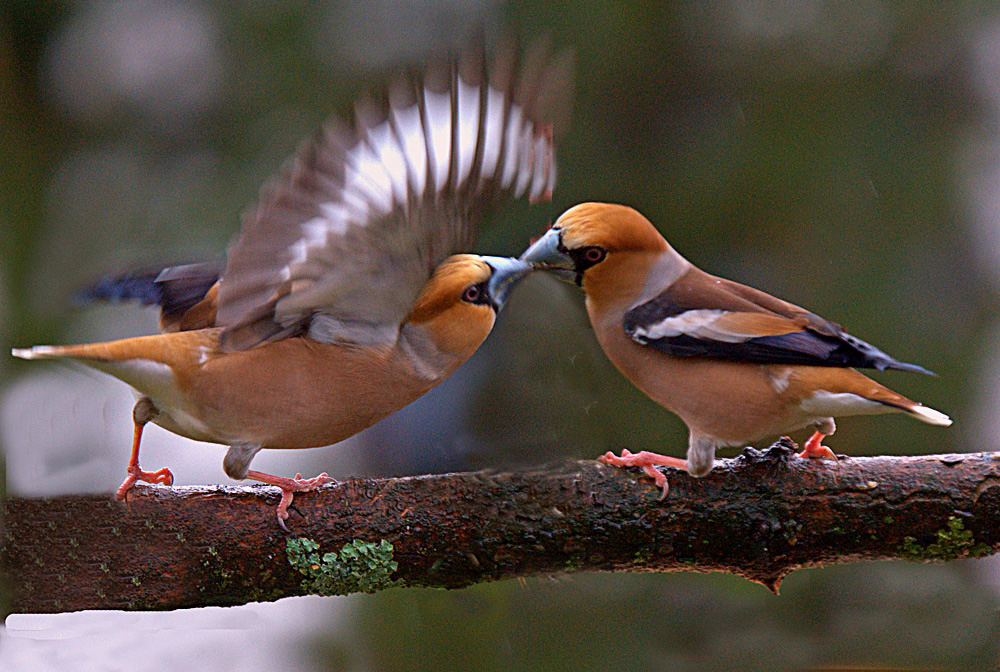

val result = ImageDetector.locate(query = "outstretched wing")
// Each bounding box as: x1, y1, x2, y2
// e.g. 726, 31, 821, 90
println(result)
623, 267, 933, 374
216, 38, 574, 351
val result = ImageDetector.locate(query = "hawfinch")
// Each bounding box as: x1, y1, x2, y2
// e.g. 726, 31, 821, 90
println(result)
521, 202, 951, 496
11, 40, 572, 528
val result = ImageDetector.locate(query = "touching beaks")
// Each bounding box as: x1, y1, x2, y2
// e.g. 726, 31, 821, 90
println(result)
481, 256, 534, 309
519, 228, 577, 282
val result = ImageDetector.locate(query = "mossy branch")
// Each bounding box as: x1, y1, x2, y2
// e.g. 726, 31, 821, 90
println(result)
4, 439, 1000, 613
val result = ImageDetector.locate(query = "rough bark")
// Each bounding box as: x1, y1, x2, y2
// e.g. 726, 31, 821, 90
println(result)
4, 439, 1000, 614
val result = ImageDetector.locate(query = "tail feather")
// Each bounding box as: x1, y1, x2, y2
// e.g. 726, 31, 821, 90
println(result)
873, 389, 952, 426
11, 345, 61, 360
75, 262, 221, 325
905, 403, 952, 427
795, 368, 952, 428
75, 269, 164, 307
12, 343, 114, 362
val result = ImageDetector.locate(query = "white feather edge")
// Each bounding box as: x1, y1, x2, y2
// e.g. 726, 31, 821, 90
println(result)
799, 390, 953, 427
11, 346, 52, 359
632, 309, 750, 344
907, 404, 953, 427
275, 64, 551, 299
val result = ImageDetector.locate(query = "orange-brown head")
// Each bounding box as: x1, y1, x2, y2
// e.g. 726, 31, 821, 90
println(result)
406, 254, 531, 359
520, 203, 687, 309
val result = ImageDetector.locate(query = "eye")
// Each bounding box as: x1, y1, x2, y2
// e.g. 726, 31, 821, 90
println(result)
583, 246, 607, 264
461, 285, 482, 303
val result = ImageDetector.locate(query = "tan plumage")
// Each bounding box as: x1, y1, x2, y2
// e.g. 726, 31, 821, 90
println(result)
14, 256, 508, 451
11, 40, 571, 527
521, 202, 951, 495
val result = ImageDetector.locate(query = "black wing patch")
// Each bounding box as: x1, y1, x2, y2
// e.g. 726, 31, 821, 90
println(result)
76, 262, 222, 326
623, 306, 934, 375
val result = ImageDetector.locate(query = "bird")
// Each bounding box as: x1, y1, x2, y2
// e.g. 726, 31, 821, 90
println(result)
11, 38, 573, 528
520, 202, 952, 497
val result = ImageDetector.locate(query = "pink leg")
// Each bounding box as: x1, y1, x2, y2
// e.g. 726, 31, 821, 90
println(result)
598, 449, 688, 500
246, 470, 334, 531
115, 414, 173, 501
796, 431, 838, 461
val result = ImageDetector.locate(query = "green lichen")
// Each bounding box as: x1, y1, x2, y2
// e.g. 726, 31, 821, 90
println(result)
286, 538, 402, 596
633, 548, 652, 564
200, 545, 235, 593
901, 517, 994, 562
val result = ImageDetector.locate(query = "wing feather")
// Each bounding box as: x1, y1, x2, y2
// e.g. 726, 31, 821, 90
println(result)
216, 38, 573, 351
624, 268, 933, 374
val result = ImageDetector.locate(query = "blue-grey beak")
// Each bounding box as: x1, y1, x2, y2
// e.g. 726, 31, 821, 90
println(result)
519, 228, 576, 282
482, 256, 533, 309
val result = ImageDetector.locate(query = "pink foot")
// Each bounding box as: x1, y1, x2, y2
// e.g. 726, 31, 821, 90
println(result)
796, 431, 838, 462
115, 464, 174, 501
246, 470, 335, 531
598, 449, 688, 500
116, 403, 173, 501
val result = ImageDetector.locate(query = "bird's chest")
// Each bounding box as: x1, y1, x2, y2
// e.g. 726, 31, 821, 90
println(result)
591, 312, 803, 443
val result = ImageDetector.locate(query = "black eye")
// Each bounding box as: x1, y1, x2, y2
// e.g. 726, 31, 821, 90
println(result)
583, 246, 606, 264
462, 284, 482, 303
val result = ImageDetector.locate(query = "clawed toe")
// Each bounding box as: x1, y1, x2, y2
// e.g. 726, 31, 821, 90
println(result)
797, 431, 838, 462
597, 449, 687, 499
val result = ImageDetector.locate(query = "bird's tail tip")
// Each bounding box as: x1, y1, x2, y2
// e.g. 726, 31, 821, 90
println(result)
11, 345, 59, 360
909, 403, 953, 427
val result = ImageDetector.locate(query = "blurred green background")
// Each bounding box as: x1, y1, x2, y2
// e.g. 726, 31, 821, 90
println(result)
2, 1, 999, 670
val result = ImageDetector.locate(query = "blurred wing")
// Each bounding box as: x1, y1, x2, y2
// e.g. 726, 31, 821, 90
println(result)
75, 262, 222, 333
216, 38, 574, 351
623, 269, 933, 374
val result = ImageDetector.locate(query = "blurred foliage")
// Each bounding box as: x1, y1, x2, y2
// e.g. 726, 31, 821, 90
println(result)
2, 0, 1000, 669
316, 564, 999, 671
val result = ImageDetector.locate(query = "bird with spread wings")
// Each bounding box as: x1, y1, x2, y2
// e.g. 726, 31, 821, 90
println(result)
13, 37, 574, 529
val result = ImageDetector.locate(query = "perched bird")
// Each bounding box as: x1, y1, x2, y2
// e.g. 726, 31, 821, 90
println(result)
520, 202, 951, 496
11, 39, 573, 528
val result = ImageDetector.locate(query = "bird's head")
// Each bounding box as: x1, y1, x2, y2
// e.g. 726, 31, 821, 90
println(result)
520, 203, 685, 304
406, 254, 532, 357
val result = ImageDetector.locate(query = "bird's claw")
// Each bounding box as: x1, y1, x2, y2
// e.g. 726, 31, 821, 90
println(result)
115, 464, 175, 500
598, 449, 687, 500
271, 472, 335, 531
796, 431, 838, 462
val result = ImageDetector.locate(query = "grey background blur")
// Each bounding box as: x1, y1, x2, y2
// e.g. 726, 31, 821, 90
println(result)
2, 1, 999, 670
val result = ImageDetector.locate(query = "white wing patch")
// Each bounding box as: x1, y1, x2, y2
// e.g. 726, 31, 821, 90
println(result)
423, 88, 453, 191
455, 78, 481, 189
275, 61, 552, 307
348, 136, 394, 215
392, 104, 428, 195
366, 121, 409, 207
632, 309, 751, 344
480, 87, 505, 179
500, 105, 524, 190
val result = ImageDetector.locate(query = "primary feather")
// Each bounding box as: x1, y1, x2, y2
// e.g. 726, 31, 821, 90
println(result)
217, 37, 573, 351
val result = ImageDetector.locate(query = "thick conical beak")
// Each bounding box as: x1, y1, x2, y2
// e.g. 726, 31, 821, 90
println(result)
482, 256, 533, 309
519, 228, 576, 281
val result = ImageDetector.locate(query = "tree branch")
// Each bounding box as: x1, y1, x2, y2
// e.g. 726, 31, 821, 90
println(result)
4, 439, 1000, 613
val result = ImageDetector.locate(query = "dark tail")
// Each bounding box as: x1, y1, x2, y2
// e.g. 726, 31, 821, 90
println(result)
75, 262, 222, 323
